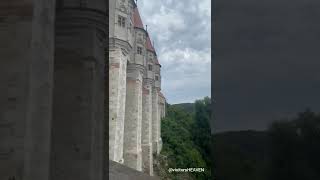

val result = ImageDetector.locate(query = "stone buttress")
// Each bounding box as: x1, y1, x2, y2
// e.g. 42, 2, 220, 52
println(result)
109, 0, 136, 163
123, 6, 146, 171
141, 34, 157, 175
152, 56, 163, 154
123, 64, 144, 171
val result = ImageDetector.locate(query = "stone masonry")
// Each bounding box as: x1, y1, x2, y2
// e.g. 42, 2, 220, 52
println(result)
109, 0, 166, 176
0, 0, 165, 179
0, 0, 108, 179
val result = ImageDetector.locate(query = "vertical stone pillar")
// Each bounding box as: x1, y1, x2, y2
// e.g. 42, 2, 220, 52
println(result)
123, 64, 144, 171
158, 94, 163, 153
141, 79, 154, 175
158, 95, 165, 152
51, 4, 107, 180
109, 47, 128, 163
0, 1, 55, 179
152, 88, 160, 155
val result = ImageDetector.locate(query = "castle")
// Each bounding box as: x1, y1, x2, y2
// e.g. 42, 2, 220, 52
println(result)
109, 0, 166, 175
0, 0, 163, 179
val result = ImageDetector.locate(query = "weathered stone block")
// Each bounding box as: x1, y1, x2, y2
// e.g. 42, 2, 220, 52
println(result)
141, 80, 154, 175
0, 1, 55, 179
109, 47, 127, 163
123, 65, 144, 171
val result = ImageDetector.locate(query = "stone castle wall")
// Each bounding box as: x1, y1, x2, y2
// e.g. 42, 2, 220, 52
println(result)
0, 0, 108, 179
0, 0, 164, 179
109, 0, 166, 176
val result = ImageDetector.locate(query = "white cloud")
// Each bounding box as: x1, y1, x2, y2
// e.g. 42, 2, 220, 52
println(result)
137, 0, 211, 103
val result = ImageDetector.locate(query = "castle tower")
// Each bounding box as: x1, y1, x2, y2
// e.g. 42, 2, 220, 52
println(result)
141, 35, 157, 175
123, 6, 146, 171
51, 1, 107, 180
109, 0, 136, 164
159, 92, 166, 119
0, 1, 55, 179
158, 91, 166, 152
152, 55, 163, 154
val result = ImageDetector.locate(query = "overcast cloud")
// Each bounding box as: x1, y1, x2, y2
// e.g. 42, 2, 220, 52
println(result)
137, 0, 211, 104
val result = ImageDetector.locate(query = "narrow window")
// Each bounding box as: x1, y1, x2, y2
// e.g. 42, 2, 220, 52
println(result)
148, 64, 153, 71
155, 76, 159, 81
137, 47, 142, 55
118, 16, 126, 27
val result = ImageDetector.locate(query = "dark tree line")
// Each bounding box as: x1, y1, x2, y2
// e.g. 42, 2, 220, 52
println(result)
268, 109, 320, 180
213, 109, 320, 180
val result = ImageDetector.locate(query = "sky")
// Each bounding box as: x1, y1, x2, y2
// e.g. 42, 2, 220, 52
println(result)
213, 0, 320, 132
137, 0, 211, 104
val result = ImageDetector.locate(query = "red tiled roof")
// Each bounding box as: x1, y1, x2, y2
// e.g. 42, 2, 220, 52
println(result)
146, 35, 155, 52
133, 7, 144, 29
133, 6, 161, 67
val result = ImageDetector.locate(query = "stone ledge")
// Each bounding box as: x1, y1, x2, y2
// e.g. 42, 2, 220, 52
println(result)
108, 160, 159, 180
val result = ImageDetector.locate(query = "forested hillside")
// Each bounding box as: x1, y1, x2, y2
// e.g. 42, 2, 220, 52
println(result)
155, 97, 212, 180
171, 103, 195, 114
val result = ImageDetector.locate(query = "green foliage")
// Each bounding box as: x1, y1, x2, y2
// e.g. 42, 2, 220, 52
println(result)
171, 103, 195, 114
158, 97, 212, 180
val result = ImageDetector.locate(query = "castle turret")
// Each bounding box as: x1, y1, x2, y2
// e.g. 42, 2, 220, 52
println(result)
140, 34, 157, 175
123, 6, 146, 171
154, 59, 164, 153
109, 0, 136, 163
152, 52, 163, 155
52, 0, 108, 179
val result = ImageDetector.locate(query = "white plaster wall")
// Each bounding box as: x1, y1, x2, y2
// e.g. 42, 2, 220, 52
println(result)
134, 29, 146, 66
111, 0, 134, 47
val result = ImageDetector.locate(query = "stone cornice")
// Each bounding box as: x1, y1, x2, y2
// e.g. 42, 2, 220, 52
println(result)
143, 78, 155, 86
127, 63, 145, 74
109, 38, 133, 55
134, 27, 147, 34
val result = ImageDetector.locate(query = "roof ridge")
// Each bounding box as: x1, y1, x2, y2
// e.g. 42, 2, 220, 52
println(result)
133, 7, 144, 29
